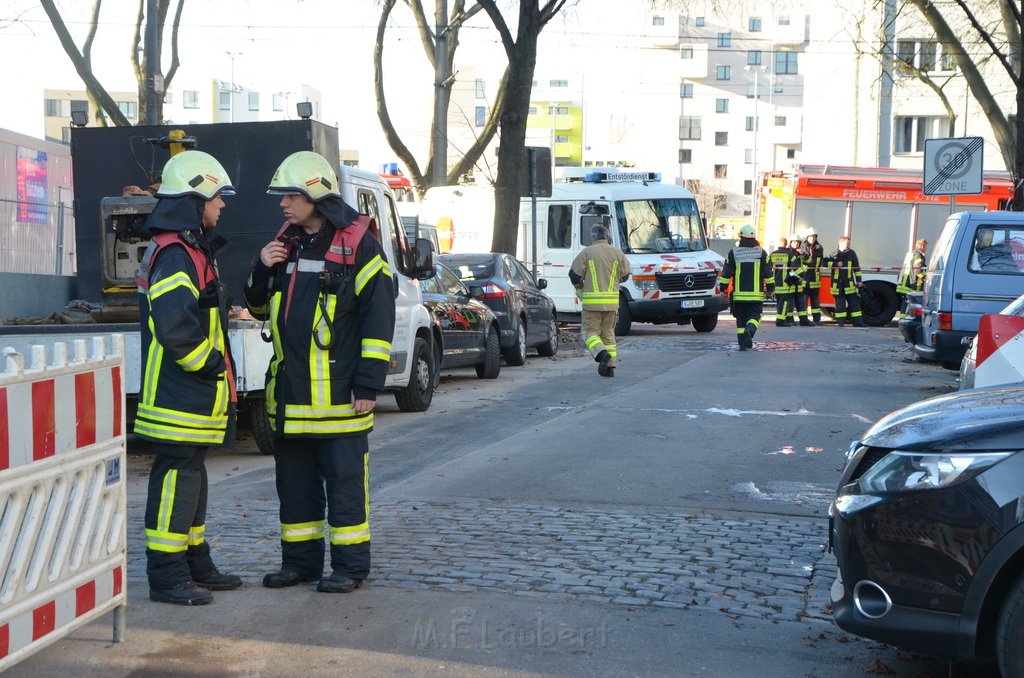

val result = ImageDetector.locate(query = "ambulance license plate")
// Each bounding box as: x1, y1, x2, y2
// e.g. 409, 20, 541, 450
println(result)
681, 300, 704, 308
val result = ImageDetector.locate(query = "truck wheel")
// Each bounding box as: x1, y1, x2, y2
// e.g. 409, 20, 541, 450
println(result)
536, 316, 559, 357
998, 574, 1024, 678
691, 313, 718, 333
614, 297, 633, 336
394, 337, 434, 412
248, 398, 275, 456
860, 281, 898, 326
502, 318, 528, 366
475, 326, 502, 379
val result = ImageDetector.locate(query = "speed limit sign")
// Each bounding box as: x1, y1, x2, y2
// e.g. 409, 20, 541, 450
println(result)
923, 136, 983, 196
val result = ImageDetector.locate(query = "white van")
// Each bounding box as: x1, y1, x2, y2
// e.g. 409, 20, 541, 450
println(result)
338, 166, 437, 410
420, 169, 728, 334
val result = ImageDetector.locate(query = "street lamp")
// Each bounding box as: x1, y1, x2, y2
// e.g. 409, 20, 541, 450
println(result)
746, 65, 767, 218
225, 51, 243, 122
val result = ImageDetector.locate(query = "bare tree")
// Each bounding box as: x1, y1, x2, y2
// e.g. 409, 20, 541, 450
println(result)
374, 0, 507, 198
476, 0, 569, 255
40, 0, 185, 126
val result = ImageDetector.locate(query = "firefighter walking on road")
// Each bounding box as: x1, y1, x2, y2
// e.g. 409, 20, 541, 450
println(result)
136, 150, 243, 606
800, 228, 824, 325
896, 239, 928, 319
719, 225, 774, 350
569, 220, 631, 377
830, 235, 865, 327
244, 151, 396, 594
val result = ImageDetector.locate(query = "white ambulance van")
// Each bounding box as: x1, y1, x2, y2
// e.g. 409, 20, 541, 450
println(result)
420, 169, 728, 335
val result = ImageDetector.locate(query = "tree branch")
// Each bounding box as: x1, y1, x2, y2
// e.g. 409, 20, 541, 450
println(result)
951, 0, 1019, 86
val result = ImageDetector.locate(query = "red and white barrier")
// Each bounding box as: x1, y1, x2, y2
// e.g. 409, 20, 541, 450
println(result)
975, 314, 1024, 389
0, 335, 127, 672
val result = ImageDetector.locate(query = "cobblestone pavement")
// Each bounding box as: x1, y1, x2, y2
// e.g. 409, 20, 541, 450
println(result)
127, 495, 836, 624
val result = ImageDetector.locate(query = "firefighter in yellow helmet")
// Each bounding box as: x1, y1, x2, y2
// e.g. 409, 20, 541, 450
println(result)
137, 150, 242, 605
800, 227, 825, 325
718, 224, 774, 350
244, 151, 395, 594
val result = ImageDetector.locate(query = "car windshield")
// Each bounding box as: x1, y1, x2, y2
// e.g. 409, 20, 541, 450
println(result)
615, 198, 707, 254
439, 257, 495, 281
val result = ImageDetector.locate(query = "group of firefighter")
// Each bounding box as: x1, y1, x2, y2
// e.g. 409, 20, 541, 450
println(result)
718, 225, 928, 351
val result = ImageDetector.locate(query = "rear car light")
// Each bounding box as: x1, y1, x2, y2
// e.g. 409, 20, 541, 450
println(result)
474, 284, 505, 299
938, 311, 952, 331
910, 306, 922, 319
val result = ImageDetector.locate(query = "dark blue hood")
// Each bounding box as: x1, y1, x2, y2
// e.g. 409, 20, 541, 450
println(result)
145, 195, 205, 233
860, 385, 1024, 451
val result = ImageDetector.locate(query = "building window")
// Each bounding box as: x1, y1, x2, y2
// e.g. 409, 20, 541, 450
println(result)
747, 50, 761, 66
549, 79, 568, 87
248, 92, 259, 111
652, 15, 665, 26
696, 16, 705, 27
715, 131, 728, 146
680, 116, 701, 140
550, 105, 568, 115
70, 100, 88, 114
475, 106, 486, 127
745, 148, 754, 164
940, 51, 956, 72
716, 65, 731, 80
714, 164, 727, 178
528, 106, 538, 114
775, 51, 798, 75
272, 93, 285, 111
749, 17, 762, 32
774, 85, 784, 94
778, 16, 791, 25
117, 101, 136, 118
718, 32, 731, 48
787, 148, 796, 159
744, 179, 753, 195
918, 41, 937, 71
218, 91, 230, 111
475, 79, 486, 98
681, 83, 694, 98
746, 85, 757, 98
184, 90, 199, 109
746, 116, 756, 131
774, 115, 787, 126
895, 115, 948, 153
555, 134, 569, 143
680, 149, 692, 163
715, 98, 729, 113
897, 39, 951, 73
45, 99, 60, 117
680, 46, 694, 60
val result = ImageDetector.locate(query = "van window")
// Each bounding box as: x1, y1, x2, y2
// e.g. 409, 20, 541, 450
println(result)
384, 193, 413, 274
356, 189, 381, 238
968, 225, 1024, 274
614, 198, 706, 254
547, 204, 572, 248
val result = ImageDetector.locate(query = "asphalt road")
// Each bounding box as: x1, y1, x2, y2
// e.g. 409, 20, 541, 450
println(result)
14, 314, 996, 677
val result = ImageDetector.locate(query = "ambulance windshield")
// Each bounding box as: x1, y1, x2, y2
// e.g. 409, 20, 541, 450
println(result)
615, 198, 707, 254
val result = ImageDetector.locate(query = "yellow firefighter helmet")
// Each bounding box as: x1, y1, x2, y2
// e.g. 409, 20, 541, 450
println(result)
267, 151, 340, 202
156, 150, 235, 199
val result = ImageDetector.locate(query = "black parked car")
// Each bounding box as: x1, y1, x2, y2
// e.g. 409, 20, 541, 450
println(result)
829, 385, 1024, 675
420, 262, 501, 383
438, 253, 558, 365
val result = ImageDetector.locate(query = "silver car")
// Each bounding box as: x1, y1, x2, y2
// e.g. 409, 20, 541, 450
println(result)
959, 292, 1024, 389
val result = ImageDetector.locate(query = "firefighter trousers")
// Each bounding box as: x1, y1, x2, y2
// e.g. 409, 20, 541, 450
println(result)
582, 309, 619, 367
733, 301, 762, 344
834, 290, 863, 325
803, 287, 821, 322
145, 444, 219, 589
274, 435, 371, 580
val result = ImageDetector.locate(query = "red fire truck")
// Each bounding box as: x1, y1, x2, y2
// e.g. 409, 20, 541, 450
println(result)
755, 165, 1013, 325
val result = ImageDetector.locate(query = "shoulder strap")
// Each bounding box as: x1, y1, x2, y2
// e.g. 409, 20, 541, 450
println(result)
325, 214, 375, 267
136, 231, 213, 290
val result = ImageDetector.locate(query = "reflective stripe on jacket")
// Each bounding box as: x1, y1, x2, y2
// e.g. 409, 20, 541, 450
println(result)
136, 231, 236, 445
718, 243, 773, 302
830, 249, 861, 294
896, 248, 927, 293
569, 239, 631, 311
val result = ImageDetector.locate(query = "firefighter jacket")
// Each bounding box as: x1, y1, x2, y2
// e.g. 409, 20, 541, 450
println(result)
768, 247, 805, 293
801, 241, 824, 288
830, 248, 862, 294
136, 228, 237, 446
569, 238, 631, 311
244, 215, 396, 439
718, 238, 774, 302
896, 248, 927, 293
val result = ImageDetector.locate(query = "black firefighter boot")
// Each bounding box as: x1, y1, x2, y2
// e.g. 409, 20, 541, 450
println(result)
149, 581, 213, 606
595, 349, 612, 377
192, 569, 243, 591
317, 572, 365, 594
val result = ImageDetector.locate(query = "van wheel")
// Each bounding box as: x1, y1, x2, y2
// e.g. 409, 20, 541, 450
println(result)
615, 297, 633, 336
476, 326, 502, 379
503, 318, 528, 366
248, 397, 275, 455
860, 281, 898, 326
394, 337, 434, 412
998, 574, 1024, 678
536, 316, 559, 357
691, 313, 718, 333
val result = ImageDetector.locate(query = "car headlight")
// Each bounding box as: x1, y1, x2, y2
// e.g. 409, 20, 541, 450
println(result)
633, 276, 658, 291
859, 451, 1011, 493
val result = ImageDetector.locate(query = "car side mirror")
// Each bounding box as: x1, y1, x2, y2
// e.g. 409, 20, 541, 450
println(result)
414, 238, 435, 279
537, 278, 548, 290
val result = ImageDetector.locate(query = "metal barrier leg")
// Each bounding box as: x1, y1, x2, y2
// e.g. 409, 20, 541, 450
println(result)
113, 604, 126, 642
